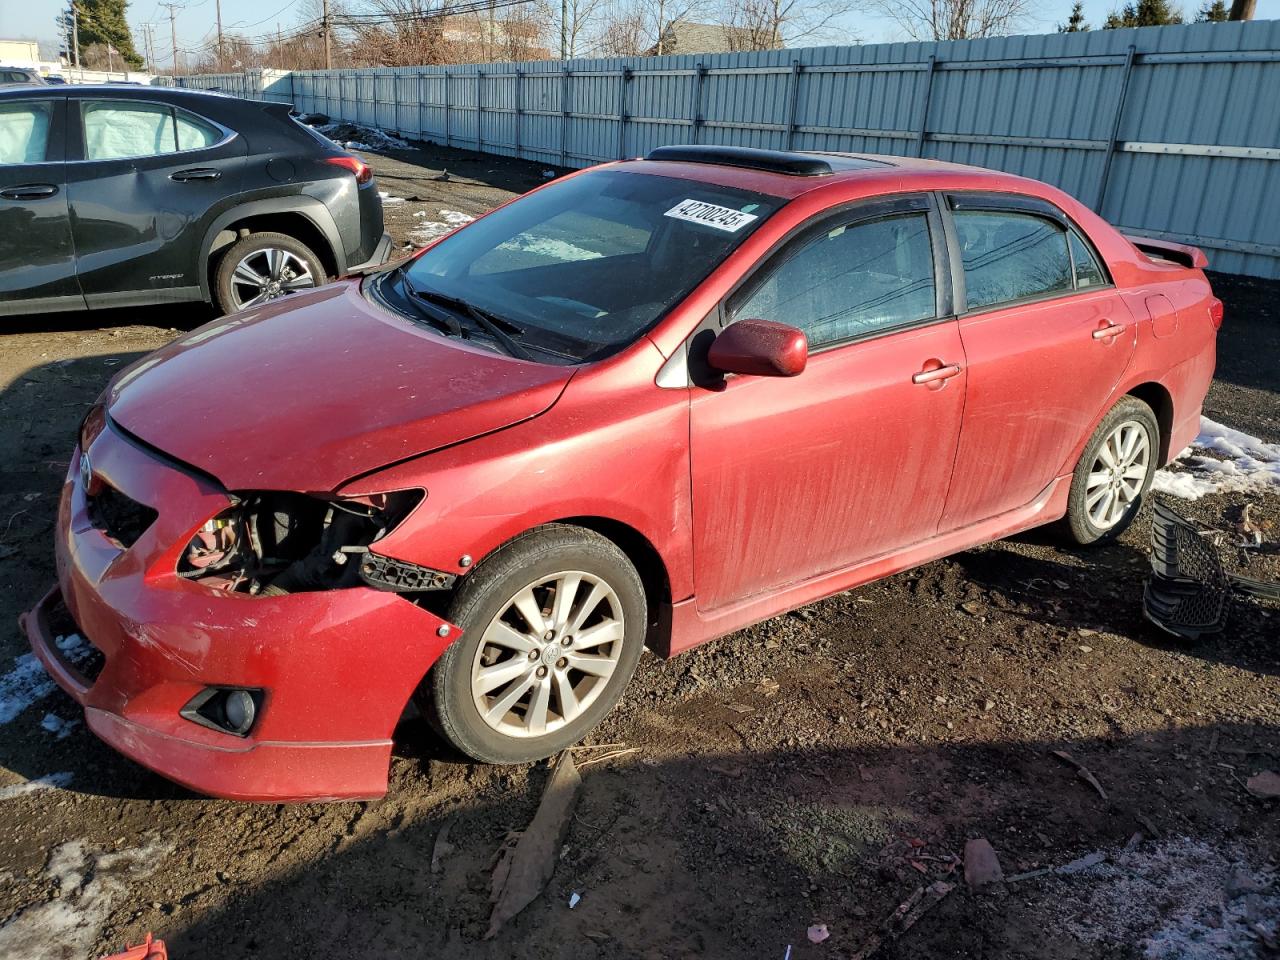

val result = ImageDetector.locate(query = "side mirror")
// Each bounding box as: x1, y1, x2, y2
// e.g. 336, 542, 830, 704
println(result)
706, 319, 808, 378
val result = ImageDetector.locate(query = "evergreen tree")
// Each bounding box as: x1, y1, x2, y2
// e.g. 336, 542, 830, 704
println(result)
1103, 0, 1184, 26
72, 0, 143, 68
1197, 0, 1229, 19
1059, 1, 1090, 30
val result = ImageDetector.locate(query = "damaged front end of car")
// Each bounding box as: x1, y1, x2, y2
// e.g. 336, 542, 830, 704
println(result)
178, 489, 456, 597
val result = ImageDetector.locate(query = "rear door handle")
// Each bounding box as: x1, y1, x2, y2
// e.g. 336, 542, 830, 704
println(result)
912, 362, 963, 385
170, 168, 221, 182
1092, 322, 1125, 340
0, 183, 58, 200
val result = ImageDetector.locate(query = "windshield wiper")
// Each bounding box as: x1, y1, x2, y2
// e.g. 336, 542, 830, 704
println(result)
398, 270, 464, 338
397, 270, 533, 361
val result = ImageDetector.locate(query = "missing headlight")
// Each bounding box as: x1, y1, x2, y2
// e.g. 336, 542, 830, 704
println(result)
178, 489, 423, 596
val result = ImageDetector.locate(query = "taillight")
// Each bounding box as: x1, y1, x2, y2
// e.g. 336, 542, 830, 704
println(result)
1208, 297, 1224, 330
325, 154, 372, 185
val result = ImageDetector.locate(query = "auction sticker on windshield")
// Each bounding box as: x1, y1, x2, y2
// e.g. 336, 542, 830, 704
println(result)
664, 199, 759, 232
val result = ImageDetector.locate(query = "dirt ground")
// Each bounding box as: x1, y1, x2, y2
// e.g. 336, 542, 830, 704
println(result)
0, 139, 1277, 960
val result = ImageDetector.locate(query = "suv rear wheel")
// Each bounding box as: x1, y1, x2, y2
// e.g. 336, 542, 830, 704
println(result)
422, 525, 647, 764
214, 231, 325, 314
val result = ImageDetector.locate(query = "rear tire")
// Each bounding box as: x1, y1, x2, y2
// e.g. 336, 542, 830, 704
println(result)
421, 525, 647, 764
213, 231, 325, 315
1062, 396, 1160, 545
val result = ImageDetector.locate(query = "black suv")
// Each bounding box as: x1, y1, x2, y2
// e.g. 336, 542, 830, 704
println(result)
0, 85, 389, 317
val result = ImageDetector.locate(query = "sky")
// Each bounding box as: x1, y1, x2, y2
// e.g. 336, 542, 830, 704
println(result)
4, 0, 1279, 67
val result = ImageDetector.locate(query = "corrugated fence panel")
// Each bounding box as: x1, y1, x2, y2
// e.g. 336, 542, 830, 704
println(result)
165, 21, 1280, 278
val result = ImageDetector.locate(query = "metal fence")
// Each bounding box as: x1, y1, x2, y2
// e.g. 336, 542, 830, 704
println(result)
167, 21, 1280, 278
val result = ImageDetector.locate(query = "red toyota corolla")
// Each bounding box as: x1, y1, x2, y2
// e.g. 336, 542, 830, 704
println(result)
23, 145, 1219, 801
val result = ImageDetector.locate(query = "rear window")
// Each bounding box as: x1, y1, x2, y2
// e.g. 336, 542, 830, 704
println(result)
954, 210, 1073, 311
82, 101, 225, 160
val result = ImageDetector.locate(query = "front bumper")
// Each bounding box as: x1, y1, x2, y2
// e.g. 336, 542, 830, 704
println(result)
20, 419, 458, 802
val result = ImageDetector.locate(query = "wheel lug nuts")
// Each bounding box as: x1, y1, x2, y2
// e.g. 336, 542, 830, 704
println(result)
561, 636, 572, 646
536, 666, 548, 678
543, 631, 554, 641
556, 657, 567, 668
528, 649, 539, 660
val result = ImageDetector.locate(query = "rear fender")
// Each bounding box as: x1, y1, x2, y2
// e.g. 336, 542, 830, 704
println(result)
197, 194, 344, 300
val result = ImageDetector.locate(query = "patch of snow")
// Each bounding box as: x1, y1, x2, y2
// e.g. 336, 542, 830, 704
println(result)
0, 634, 92, 725
315, 122, 409, 152
41, 713, 79, 739
0, 836, 172, 958
1040, 837, 1277, 959
378, 191, 406, 204
1152, 416, 1280, 500
0, 771, 74, 800
408, 210, 475, 247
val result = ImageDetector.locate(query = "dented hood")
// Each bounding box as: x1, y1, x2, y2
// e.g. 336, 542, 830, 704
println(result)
106, 282, 573, 491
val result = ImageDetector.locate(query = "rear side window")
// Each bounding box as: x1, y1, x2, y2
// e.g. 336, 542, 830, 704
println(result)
732, 212, 936, 348
954, 210, 1072, 311
1069, 230, 1107, 288
82, 101, 224, 159
0, 101, 52, 164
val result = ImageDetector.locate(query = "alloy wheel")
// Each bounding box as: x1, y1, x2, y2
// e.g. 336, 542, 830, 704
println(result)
229, 248, 316, 309
1084, 419, 1151, 530
470, 571, 625, 738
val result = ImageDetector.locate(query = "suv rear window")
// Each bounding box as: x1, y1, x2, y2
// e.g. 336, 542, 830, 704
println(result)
82, 101, 225, 159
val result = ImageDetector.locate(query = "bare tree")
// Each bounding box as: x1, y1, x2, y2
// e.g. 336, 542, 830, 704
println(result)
592, 0, 708, 55
875, 0, 1033, 40
721, 0, 857, 49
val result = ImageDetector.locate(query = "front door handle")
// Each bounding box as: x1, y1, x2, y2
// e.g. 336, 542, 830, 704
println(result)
1092, 322, 1125, 340
912, 362, 963, 385
170, 168, 221, 182
0, 183, 58, 200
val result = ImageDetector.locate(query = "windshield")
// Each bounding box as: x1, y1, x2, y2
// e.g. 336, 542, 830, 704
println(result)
389, 169, 781, 362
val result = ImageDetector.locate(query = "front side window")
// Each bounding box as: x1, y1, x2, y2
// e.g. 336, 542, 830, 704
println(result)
82, 101, 223, 160
396, 169, 781, 361
954, 210, 1073, 311
0, 101, 52, 164
731, 212, 936, 348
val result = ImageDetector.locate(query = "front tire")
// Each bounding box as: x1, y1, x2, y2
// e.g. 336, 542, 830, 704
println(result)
1063, 396, 1160, 545
422, 525, 647, 764
213, 231, 325, 315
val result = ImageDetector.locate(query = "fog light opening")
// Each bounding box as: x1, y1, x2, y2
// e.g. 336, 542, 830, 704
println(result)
181, 687, 264, 737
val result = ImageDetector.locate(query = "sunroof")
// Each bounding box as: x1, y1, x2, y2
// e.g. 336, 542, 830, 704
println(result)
646, 145, 891, 177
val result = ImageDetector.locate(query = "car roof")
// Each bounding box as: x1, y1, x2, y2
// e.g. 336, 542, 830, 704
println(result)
619, 144, 1040, 201
0, 83, 252, 106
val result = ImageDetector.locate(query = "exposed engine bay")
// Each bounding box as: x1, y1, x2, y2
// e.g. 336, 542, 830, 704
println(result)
178, 490, 449, 596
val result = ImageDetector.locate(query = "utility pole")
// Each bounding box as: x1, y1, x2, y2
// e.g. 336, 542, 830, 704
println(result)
163, 3, 181, 76
322, 0, 332, 69
277, 22, 284, 70
216, 0, 225, 71
144, 23, 156, 73
560, 0, 567, 58
72, 2, 81, 69
1228, 0, 1256, 18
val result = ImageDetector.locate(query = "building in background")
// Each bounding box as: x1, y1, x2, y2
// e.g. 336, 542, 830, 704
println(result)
0, 38, 65, 76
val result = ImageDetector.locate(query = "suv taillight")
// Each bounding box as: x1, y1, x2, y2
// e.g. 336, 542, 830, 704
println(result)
1208, 297, 1224, 330
325, 155, 372, 185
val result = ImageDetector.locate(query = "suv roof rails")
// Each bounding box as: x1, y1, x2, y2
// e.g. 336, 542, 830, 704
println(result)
645, 145, 835, 177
